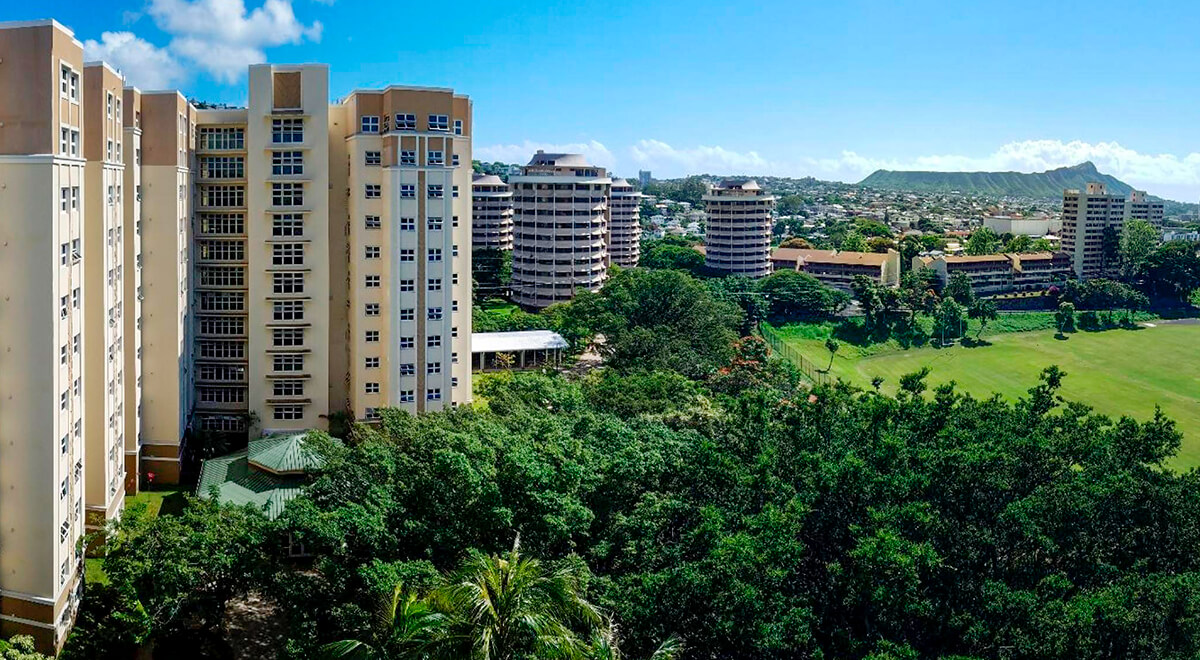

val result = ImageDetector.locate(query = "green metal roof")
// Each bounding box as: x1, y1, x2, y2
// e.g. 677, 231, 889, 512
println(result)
196, 431, 340, 519
248, 433, 327, 474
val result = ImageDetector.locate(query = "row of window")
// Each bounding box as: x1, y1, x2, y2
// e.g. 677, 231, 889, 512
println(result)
359, 114, 462, 134
364, 184, 458, 199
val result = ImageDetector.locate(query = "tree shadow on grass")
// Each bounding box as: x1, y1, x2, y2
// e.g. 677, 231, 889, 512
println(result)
960, 337, 993, 348
159, 492, 187, 517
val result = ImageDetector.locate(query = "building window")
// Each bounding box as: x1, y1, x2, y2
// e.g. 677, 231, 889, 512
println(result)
365, 357, 380, 369
200, 156, 244, 178
365, 215, 381, 229
200, 239, 245, 261
452, 154, 460, 166
428, 278, 442, 291
200, 185, 245, 208
200, 213, 245, 235
273, 406, 304, 421
428, 335, 442, 348
427, 362, 442, 374
365, 275, 381, 288
428, 216, 443, 231
272, 300, 304, 321
427, 388, 442, 401
400, 185, 416, 198
399, 249, 415, 262
428, 307, 443, 320
273, 380, 305, 397
273, 328, 304, 347
428, 150, 444, 165
399, 336, 414, 349
198, 126, 245, 150
273, 354, 304, 372
399, 390, 415, 403
272, 118, 304, 144
364, 151, 381, 166
365, 382, 380, 394
428, 184, 444, 199
199, 291, 245, 312
399, 279, 414, 292
273, 243, 305, 266
272, 182, 304, 207
272, 272, 305, 294
364, 303, 380, 316
395, 113, 416, 130
399, 308, 415, 321
272, 213, 304, 237
428, 114, 449, 132
360, 115, 380, 133
364, 246, 380, 259
400, 150, 416, 165
452, 185, 459, 198
399, 363, 415, 376
400, 217, 415, 231
365, 330, 379, 342
365, 184, 381, 199
428, 248, 443, 262
454, 119, 463, 135
271, 151, 303, 175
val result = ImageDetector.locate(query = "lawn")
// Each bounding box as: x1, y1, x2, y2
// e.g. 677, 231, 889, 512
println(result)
767, 319, 1200, 469
85, 488, 185, 586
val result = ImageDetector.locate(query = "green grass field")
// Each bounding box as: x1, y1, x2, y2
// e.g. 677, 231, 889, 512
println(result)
767, 319, 1200, 469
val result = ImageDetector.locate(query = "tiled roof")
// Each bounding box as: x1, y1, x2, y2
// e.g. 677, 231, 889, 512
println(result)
248, 433, 326, 475
197, 431, 340, 519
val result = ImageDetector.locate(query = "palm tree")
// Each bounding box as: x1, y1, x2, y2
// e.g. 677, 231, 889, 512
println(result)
431, 536, 601, 660
320, 583, 446, 660
585, 620, 683, 660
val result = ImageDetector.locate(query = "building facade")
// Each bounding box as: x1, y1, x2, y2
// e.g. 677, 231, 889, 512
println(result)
703, 179, 775, 278
335, 84, 474, 419
608, 178, 641, 267
0, 19, 88, 651
471, 173, 513, 250
1125, 189, 1164, 230
913, 251, 1072, 295
120, 87, 142, 495
81, 61, 127, 531
509, 152, 611, 308
771, 247, 901, 291
1060, 182, 1165, 280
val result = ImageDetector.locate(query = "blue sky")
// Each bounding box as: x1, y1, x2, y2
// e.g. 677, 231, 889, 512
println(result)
14, 0, 1200, 199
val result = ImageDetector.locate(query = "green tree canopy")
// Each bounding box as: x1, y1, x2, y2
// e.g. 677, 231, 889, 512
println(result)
758, 270, 849, 320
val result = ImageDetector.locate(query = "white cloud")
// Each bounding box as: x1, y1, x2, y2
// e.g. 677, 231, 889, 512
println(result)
629, 139, 777, 177
82, 31, 183, 90
147, 0, 323, 82
475, 140, 617, 171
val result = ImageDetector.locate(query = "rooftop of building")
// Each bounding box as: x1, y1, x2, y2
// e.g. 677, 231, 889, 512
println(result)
197, 431, 341, 519
471, 330, 570, 353
772, 247, 894, 267
528, 151, 590, 167
472, 174, 505, 186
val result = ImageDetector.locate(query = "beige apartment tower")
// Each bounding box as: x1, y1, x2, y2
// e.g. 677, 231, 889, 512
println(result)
140, 91, 194, 482
608, 178, 642, 267
0, 19, 88, 651
1061, 182, 1126, 279
704, 179, 775, 278
471, 173, 514, 250
1125, 189, 1164, 230
81, 61, 127, 530
510, 152, 611, 308
334, 85, 474, 419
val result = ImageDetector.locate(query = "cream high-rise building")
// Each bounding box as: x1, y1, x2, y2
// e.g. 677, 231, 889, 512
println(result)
471, 174, 513, 250
81, 61, 127, 531
703, 179, 775, 278
510, 152, 611, 308
334, 85, 474, 418
120, 87, 142, 494
0, 19, 88, 651
1061, 182, 1126, 280
608, 178, 641, 268
140, 91, 194, 482
1125, 189, 1164, 231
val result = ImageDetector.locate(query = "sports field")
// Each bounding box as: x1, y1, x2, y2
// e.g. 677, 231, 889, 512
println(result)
767, 319, 1200, 469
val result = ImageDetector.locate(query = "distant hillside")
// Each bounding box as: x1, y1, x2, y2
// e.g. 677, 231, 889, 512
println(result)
859, 161, 1136, 199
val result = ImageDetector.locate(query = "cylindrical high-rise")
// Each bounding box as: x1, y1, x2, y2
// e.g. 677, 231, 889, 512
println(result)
510, 151, 611, 308
471, 174, 513, 250
703, 178, 775, 277
608, 178, 641, 267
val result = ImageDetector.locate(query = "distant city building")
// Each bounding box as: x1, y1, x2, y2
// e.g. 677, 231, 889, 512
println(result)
510, 151, 611, 308
638, 169, 651, 186
704, 179, 775, 278
471, 174, 513, 250
608, 178, 642, 267
1164, 229, 1200, 242
770, 248, 901, 291
1061, 183, 1162, 279
983, 214, 1060, 237
913, 252, 1072, 295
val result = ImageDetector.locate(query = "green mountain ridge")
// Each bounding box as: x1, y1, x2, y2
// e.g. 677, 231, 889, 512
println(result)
859, 161, 1141, 199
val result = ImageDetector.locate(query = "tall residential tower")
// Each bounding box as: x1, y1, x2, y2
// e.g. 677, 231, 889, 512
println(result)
703, 179, 775, 278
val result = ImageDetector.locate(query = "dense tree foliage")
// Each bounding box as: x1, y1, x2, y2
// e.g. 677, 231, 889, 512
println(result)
758, 271, 850, 320
964, 227, 1002, 256
640, 244, 706, 275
